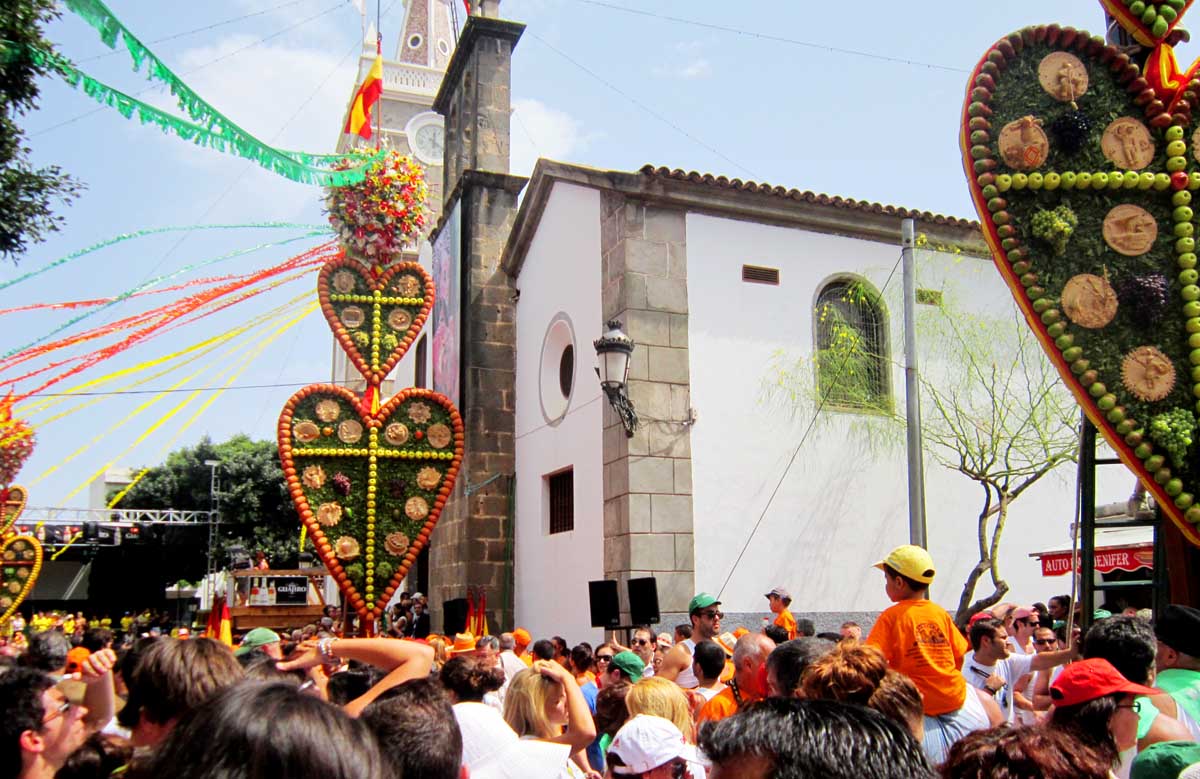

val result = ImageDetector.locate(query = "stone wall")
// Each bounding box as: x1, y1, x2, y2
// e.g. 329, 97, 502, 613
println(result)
600, 191, 696, 622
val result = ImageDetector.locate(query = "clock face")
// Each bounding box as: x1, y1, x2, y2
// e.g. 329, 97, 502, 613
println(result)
413, 123, 445, 165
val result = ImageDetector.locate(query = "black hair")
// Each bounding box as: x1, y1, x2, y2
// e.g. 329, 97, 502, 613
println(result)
0, 667, 53, 778
56, 732, 134, 779
816, 632, 844, 642
1082, 616, 1155, 685
439, 655, 505, 702
674, 624, 692, 640
20, 630, 70, 672
943, 724, 1113, 779
81, 628, 113, 653
765, 637, 836, 697
242, 654, 304, 686
764, 625, 790, 645
1047, 692, 1121, 764
882, 564, 929, 594
133, 682, 391, 779
123, 637, 244, 729
362, 678, 460, 779
692, 640, 727, 680
594, 680, 632, 738
1049, 595, 1072, 610
969, 618, 1004, 652
796, 619, 816, 638
326, 663, 382, 706
531, 639, 556, 662
698, 697, 935, 779
551, 636, 568, 655
570, 644, 594, 673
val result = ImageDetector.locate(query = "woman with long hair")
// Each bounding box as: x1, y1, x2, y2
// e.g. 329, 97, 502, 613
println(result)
504, 660, 598, 778
1044, 658, 1156, 778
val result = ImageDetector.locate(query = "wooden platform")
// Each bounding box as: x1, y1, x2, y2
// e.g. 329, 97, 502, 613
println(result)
229, 605, 325, 631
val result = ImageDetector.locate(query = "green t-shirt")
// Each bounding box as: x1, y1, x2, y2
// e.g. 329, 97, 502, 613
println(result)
1156, 668, 1200, 729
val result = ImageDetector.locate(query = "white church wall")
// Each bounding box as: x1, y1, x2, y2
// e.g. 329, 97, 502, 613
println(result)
685, 212, 1128, 622
512, 182, 606, 643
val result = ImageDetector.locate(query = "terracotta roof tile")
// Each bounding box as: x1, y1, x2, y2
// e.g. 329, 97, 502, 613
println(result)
638, 165, 980, 230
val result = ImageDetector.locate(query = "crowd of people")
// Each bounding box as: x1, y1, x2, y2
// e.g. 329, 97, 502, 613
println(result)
3, 544, 1200, 778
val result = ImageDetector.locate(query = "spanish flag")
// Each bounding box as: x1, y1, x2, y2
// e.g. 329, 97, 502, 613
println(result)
345, 55, 384, 139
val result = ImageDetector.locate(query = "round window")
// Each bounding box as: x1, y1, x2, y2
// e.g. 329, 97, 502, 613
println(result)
539, 314, 576, 425
408, 34, 423, 49
558, 344, 574, 398
437, 39, 451, 56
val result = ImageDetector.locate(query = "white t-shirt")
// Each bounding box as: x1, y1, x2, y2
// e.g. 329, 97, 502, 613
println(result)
961, 651, 1034, 723
696, 683, 726, 701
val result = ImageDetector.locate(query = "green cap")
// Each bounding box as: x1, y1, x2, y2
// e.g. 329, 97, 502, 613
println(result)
610, 650, 645, 680
688, 593, 720, 614
1093, 609, 1113, 621
1131, 741, 1200, 779
235, 627, 281, 656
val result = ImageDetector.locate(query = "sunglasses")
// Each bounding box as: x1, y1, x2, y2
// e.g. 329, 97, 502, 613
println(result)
596, 655, 614, 662
699, 610, 723, 620
1034, 638, 1057, 646
42, 698, 72, 724
1117, 700, 1142, 713
632, 638, 652, 646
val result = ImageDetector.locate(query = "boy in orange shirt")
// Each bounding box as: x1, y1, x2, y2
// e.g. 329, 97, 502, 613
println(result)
866, 545, 997, 766
764, 586, 797, 640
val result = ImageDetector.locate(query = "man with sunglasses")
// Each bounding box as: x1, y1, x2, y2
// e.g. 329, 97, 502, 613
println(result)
2, 668, 90, 779
658, 593, 722, 688
1006, 606, 1038, 655
963, 617, 1075, 724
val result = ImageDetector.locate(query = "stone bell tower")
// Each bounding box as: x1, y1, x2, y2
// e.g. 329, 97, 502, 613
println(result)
426, 3, 526, 631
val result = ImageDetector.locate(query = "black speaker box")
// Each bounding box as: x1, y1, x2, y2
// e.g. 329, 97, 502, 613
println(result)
588, 579, 620, 628
443, 598, 469, 635
628, 577, 660, 626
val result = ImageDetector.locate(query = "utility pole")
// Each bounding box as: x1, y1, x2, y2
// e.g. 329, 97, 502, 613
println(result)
204, 459, 222, 611
901, 219, 928, 547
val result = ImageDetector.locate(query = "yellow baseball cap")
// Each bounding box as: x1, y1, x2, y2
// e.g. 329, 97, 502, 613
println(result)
874, 545, 936, 584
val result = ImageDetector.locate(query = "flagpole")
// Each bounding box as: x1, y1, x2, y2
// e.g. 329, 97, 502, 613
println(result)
375, 0, 382, 149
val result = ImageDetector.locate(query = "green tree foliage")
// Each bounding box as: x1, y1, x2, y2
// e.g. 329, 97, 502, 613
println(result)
0, 0, 84, 262
114, 435, 301, 569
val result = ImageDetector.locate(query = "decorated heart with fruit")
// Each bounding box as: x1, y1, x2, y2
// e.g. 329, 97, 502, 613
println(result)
0, 485, 27, 537
1100, 0, 1193, 46
961, 21, 1200, 544
279, 385, 462, 620
319, 259, 433, 386
1, 534, 41, 624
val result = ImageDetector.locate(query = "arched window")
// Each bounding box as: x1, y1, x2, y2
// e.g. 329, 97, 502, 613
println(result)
814, 278, 890, 412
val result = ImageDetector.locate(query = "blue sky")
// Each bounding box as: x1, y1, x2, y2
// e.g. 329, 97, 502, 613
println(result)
7, 0, 1179, 508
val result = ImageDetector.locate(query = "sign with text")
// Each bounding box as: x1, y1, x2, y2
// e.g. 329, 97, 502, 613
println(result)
1038, 547, 1154, 577
270, 577, 309, 605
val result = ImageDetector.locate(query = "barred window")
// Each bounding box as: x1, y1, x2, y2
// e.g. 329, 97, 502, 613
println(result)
814, 279, 890, 412
548, 469, 574, 534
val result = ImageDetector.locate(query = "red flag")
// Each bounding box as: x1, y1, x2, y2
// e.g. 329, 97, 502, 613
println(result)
344, 55, 384, 139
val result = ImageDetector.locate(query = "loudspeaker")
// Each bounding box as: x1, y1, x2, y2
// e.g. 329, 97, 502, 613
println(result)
588, 580, 620, 628
443, 598, 469, 635
628, 577, 660, 626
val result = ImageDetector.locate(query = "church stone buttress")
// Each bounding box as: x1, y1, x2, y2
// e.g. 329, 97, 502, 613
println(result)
426, 6, 526, 632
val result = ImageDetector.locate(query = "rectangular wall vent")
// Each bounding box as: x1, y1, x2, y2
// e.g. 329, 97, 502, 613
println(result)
742, 264, 780, 285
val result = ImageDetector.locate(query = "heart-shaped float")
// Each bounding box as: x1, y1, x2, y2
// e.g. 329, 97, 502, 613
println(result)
1099, 0, 1193, 46
278, 384, 463, 618
0, 485, 27, 537
961, 23, 1200, 544
319, 258, 434, 386
0, 534, 42, 624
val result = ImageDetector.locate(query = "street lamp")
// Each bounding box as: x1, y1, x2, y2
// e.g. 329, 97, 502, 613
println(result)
594, 319, 639, 437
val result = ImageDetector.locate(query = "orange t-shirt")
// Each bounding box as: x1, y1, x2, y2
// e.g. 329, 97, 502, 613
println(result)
865, 598, 968, 716
696, 685, 740, 724
774, 609, 798, 640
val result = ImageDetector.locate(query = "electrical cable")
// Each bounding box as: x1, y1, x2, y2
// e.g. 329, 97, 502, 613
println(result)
715, 251, 904, 600
571, 0, 968, 74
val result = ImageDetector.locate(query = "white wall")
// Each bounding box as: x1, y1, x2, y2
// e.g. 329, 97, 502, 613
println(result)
685, 213, 1128, 617
512, 183, 605, 642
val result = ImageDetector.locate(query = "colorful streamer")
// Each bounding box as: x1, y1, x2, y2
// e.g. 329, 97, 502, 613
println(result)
0, 223, 327, 293
23, 7, 383, 188
0, 242, 336, 387
29, 296, 310, 486
58, 300, 318, 504
2, 233, 329, 360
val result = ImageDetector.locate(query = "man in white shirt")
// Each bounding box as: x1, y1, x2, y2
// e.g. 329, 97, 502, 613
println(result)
497, 633, 527, 683
962, 617, 1074, 723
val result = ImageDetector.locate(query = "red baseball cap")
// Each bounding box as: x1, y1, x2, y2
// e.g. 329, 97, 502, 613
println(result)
1050, 658, 1157, 708
967, 611, 995, 626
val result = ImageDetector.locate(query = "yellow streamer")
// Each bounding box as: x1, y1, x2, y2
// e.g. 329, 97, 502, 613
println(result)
28, 298, 309, 487
106, 467, 148, 509
57, 302, 317, 504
